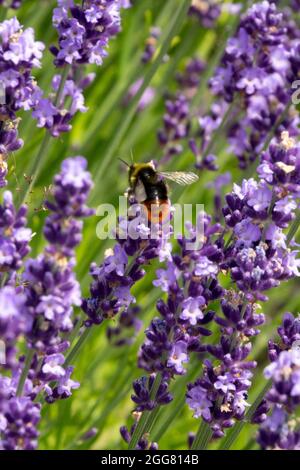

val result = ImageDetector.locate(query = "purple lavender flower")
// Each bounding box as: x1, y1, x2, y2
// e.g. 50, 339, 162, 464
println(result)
222, 135, 300, 302
195, 1, 300, 170
158, 93, 190, 164
0, 17, 45, 185
32, 1, 130, 137
176, 58, 206, 98
187, 295, 262, 438
23, 157, 93, 352
51, 0, 128, 67
141, 27, 161, 64
256, 312, 300, 450
264, 349, 300, 411
291, 0, 300, 12
82, 201, 167, 328
189, 0, 222, 28
0, 286, 31, 342
0, 397, 41, 450
258, 405, 300, 450
124, 78, 155, 112
187, 384, 213, 420
0, 191, 31, 281
32, 73, 95, 137
135, 214, 223, 413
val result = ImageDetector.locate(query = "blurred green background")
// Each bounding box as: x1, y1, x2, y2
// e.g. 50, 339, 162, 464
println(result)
5, 0, 300, 450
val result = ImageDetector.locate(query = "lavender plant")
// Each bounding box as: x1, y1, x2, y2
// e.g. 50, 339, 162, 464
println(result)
1, 0, 300, 453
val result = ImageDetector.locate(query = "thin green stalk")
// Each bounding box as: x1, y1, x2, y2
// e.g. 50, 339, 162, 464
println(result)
90, 0, 191, 204
145, 406, 161, 434
219, 380, 272, 450
64, 326, 93, 367
54, 65, 71, 107
287, 210, 300, 245
128, 372, 162, 450
0, 273, 7, 288
191, 420, 213, 450
153, 395, 185, 443
19, 65, 71, 207
16, 348, 34, 397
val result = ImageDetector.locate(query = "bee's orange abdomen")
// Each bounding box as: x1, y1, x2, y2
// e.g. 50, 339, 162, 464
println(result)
143, 199, 170, 224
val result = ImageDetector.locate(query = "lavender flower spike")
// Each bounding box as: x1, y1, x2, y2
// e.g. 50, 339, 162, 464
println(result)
0, 17, 45, 185
23, 157, 93, 355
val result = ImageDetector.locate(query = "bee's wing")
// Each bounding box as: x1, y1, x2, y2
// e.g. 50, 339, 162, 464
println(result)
158, 171, 199, 186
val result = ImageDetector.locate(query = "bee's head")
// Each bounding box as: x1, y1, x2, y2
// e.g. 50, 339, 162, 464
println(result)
129, 161, 156, 187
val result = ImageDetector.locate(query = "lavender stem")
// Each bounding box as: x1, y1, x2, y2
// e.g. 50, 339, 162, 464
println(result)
64, 327, 93, 367
287, 210, 300, 245
191, 420, 213, 450
16, 348, 34, 397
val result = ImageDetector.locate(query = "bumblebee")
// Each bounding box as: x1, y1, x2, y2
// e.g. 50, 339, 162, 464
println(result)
121, 160, 199, 223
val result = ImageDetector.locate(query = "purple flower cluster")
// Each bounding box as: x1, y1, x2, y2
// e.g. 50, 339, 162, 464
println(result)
196, 1, 300, 169
23, 157, 93, 352
0, 156, 93, 449
0, 17, 44, 185
187, 298, 263, 438
51, 0, 129, 67
82, 214, 165, 327
186, 130, 300, 440
141, 27, 161, 64
129, 215, 223, 408
0, 394, 41, 450
32, 72, 95, 137
120, 214, 223, 448
257, 313, 300, 450
125, 78, 155, 112
189, 0, 222, 28
0, 191, 31, 282
222, 134, 300, 302
31, 1, 130, 137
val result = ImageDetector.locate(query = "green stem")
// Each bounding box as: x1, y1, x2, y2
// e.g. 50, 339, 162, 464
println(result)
191, 420, 213, 450
90, 0, 191, 204
128, 372, 162, 450
287, 210, 300, 245
19, 65, 71, 207
16, 348, 34, 396
0, 272, 8, 288
54, 65, 71, 107
64, 326, 93, 367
